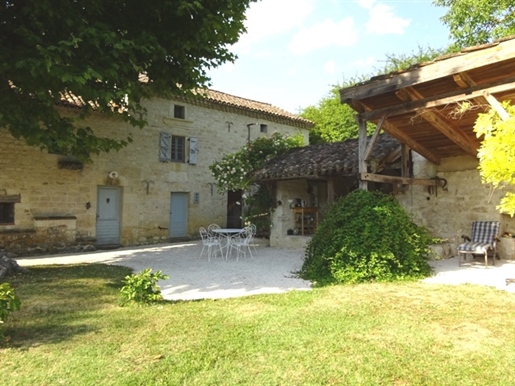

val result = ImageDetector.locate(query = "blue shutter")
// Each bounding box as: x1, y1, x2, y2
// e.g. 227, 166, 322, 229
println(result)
159, 132, 171, 162
188, 137, 198, 165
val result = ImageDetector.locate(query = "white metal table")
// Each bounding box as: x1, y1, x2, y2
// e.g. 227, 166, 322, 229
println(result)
212, 228, 244, 260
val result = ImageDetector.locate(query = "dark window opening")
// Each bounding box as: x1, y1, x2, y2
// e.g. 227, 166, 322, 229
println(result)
174, 105, 185, 119
260, 124, 268, 133
0, 203, 15, 224
171, 136, 185, 162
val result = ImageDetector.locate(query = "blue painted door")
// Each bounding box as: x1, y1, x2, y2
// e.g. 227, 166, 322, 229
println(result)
96, 187, 121, 245
169, 192, 188, 238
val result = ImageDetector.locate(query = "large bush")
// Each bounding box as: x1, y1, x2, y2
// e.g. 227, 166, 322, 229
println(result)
301, 190, 433, 285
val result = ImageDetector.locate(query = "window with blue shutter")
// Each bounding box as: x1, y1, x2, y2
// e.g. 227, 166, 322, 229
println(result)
159, 132, 190, 163
159, 132, 171, 162
188, 137, 198, 165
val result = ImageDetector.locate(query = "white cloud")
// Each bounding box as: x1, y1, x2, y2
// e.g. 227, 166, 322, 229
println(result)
357, 0, 376, 10
234, 0, 314, 55
324, 60, 337, 74
358, 1, 411, 35
289, 17, 358, 55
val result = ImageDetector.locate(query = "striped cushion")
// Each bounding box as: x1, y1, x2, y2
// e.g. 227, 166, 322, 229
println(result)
457, 221, 499, 253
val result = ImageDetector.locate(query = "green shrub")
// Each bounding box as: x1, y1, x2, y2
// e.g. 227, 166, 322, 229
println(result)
119, 269, 169, 306
301, 190, 433, 285
0, 282, 21, 335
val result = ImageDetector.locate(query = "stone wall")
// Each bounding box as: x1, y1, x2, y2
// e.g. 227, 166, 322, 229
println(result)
0, 96, 309, 254
397, 153, 515, 259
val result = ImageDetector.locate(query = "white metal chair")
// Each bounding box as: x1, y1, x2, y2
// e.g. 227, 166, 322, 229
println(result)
457, 221, 499, 267
199, 227, 223, 261
228, 227, 254, 261
207, 223, 221, 239
247, 223, 258, 254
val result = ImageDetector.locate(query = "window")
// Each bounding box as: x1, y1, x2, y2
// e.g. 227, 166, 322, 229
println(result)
0, 203, 15, 225
174, 105, 185, 119
159, 132, 187, 163
260, 124, 268, 133
171, 135, 186, 162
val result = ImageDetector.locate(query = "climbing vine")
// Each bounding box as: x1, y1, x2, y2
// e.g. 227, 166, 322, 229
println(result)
209, 132, 304, 193
209, 132, 304, 231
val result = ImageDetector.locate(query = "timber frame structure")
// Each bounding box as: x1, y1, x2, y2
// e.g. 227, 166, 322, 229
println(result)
339, 35, 515, 190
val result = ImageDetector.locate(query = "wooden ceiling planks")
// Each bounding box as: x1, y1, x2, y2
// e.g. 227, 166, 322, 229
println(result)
340, 36, 515, 163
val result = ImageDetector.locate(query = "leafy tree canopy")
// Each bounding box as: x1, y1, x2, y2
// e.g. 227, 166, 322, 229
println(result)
474, 102, 515, 216
301, 46, 449, 144
434, 0, 515, 48
0, 0, 255, 161
300, 85, 369, 144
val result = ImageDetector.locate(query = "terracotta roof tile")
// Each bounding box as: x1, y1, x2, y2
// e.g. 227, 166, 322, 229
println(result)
177, 88, 314, 129
252, 133, 400, 181
57, 82, 313, 129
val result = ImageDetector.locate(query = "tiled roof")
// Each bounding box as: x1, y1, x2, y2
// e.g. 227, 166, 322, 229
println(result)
252, 133, 400, 181
58, 83, 313, 129
176, 88, 314, 129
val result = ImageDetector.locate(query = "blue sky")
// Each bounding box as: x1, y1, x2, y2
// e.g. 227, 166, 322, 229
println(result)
206, 0, 452, 114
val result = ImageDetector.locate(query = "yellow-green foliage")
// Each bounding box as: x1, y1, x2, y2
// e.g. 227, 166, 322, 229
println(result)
474, 102, 515, 215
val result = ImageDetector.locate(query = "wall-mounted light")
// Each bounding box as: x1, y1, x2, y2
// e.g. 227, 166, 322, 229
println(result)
86, 202, 91, 209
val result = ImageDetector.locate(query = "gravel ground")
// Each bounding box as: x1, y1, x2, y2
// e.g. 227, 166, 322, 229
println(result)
16, 240, 515, 300
17, 239, 312, 301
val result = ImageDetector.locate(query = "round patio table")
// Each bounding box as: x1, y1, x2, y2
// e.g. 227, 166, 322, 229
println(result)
211, 228, 244, 260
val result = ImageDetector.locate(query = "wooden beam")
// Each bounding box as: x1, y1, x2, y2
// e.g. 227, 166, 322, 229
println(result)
360, 173, 439, 186
357, 115, 368, 190
0, 194, 21, 203
361, 78, 515, 121
453, 71, 487, 106
363, 116, 385, 162
400, 144, 410, 178
483, 91, 511, 121
340, 38, 515, 103
355, 101, 441, 165
399, 87, 479, 157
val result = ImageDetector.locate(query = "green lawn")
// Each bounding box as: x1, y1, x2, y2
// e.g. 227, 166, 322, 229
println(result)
2, 264, 515, 385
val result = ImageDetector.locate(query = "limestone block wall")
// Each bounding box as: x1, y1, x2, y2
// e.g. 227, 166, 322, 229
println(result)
270, 180, 313, 250
0, 96, 309, 254
397, 153, 515, 258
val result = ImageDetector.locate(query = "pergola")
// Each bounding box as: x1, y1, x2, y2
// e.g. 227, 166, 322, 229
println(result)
339, 35, 515, 190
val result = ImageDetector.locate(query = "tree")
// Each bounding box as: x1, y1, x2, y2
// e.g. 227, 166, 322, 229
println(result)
301, 46, 449, 145
300, 85, 367, 144
434, 0, 515, 48
474, 102, 515, 216
0, 0, 255, 161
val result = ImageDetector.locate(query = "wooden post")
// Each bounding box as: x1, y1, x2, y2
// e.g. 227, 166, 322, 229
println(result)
357, 115, 368, 190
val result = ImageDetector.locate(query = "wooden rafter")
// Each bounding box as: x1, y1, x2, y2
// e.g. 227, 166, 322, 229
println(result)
355, 101, 441, 164
360, 173, 444, 187
340, 38, 515, 103
452, 72, 486, 106
396, 87, 479, 157
360, 77, 515, 121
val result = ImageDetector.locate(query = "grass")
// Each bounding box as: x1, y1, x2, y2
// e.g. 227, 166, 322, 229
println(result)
2, 264, 515, 385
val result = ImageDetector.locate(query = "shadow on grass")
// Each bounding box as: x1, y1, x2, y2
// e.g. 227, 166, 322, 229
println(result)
3, 264, 133, 348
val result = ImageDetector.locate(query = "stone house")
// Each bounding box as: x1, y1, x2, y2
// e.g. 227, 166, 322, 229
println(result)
0, 90, 313, 254
339, 35, 515, 259
253, 133, 401, 249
